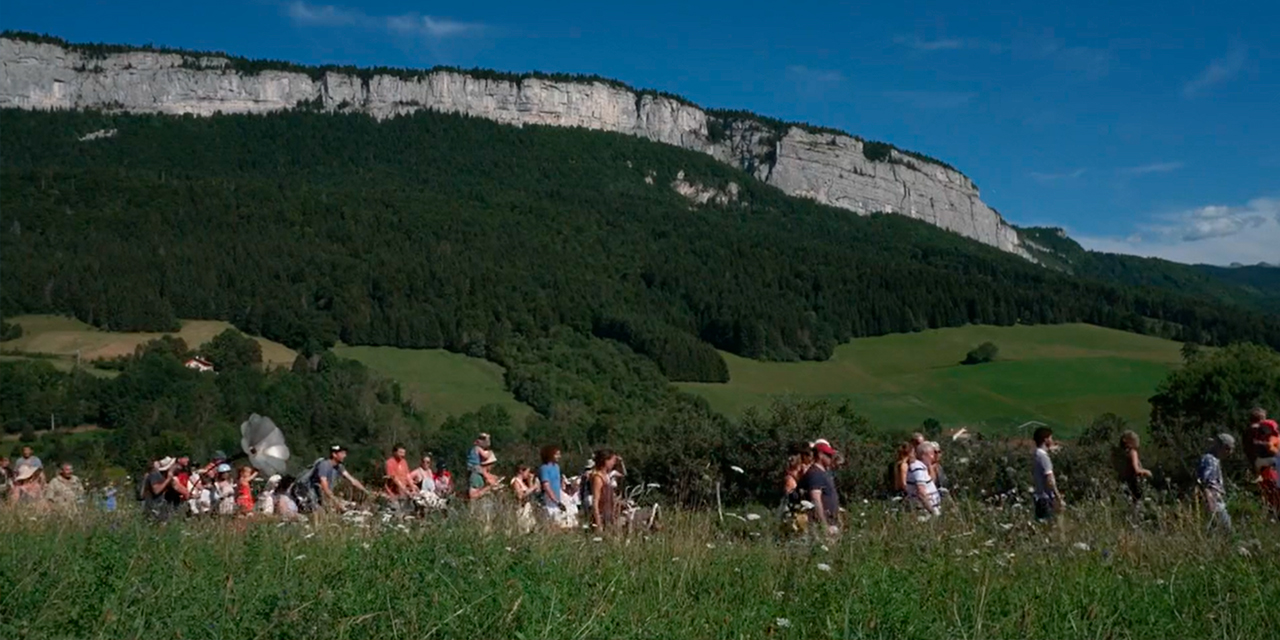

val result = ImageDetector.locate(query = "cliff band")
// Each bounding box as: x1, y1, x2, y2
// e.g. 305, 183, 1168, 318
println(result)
0, 37, 1029, 258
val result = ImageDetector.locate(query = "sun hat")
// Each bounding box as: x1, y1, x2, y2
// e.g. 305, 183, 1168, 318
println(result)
15, 466, 38, 482
216, 463, 232, 473
156, 457, 176, 472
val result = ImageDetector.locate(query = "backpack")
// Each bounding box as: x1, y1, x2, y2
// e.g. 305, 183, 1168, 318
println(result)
136, 473, 149, 502
290, 458, 325, 512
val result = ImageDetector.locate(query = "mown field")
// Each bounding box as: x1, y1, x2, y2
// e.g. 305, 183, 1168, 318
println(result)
679, 324, 1183, 435
0, 314, 298, 368
333, 345, 533, 423
0, 499, 1271, 640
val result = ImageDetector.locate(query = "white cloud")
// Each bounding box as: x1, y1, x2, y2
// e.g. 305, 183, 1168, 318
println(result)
883, 90, 976, 110
786, 65, 845, 98
1118, 161, 1184, 176
1076, 197, 1280, 265
1029, 168, 1087, 183
1183, 45, 1247, 98
286, 1, 486, 40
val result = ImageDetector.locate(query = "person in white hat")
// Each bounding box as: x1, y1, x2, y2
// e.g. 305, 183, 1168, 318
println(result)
11, 464, 43, 505
142, 457, 180, 521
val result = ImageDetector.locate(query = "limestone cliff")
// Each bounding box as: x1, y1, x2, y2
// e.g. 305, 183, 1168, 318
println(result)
0, 36, 1029, 258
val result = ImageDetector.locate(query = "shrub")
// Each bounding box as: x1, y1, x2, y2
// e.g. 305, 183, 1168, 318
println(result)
962, 341, 999, 365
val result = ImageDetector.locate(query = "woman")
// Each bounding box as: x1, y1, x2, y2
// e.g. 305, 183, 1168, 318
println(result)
589, 449, 620, 533
891, 443, 913, 496
510, 465, 540, 534
780, 447, 811, 536
410, 455, 437, 494
1115, 430, 1152, 504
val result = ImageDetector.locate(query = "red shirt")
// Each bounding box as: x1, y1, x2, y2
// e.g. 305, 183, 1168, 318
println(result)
236, 481, 254, 513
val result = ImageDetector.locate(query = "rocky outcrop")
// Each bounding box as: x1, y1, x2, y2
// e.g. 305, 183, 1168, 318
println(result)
0, 37, 1030, 258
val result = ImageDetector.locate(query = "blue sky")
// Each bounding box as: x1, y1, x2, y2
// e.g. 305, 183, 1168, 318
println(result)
4, 0, 1277, 265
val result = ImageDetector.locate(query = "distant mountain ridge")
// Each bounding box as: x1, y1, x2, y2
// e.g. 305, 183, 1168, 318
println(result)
0, 31, 1030, 258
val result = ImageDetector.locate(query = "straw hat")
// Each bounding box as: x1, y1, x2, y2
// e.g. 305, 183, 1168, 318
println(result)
15, 465, 39, 482
155, 457, 176, 472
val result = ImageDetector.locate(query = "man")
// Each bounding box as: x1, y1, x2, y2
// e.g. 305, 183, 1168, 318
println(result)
908, 442, 941, 517
1032, 427, 1063, 522
1198, 433, 1235, 532
467, 433, 492, 473
1246, 407, 1280, 513
45, 462, 85, 511
539, 445, 565, 526
308, 445, 371, 511
383, 444, 412, 503
143, 457, 181, 521
800, 441, 841, 537
469, 450, 501, 533
15, 445, 43, 484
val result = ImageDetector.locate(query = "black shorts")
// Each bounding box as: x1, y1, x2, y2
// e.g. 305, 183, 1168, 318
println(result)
1034, 497, 1054, 521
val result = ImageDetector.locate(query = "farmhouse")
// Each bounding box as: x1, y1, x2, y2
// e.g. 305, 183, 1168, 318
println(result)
184, 356, 214, 373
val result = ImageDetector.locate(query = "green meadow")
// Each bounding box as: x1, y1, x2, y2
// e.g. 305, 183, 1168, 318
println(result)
334, 345, 533, 424
1, 500, 1271, 640
679, 324, 1183, 435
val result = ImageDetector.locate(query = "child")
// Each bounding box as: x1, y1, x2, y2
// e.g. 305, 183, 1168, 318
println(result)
236, 466, 258, 515
1197, 434, 1234, 532
214, 463, 236, 515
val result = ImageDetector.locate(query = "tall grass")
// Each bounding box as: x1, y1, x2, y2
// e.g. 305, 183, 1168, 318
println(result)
1, 498, 1273, 640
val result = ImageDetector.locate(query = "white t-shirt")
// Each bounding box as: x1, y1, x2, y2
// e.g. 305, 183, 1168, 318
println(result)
907, 460, 940, 512
1033, 448, 1054, 501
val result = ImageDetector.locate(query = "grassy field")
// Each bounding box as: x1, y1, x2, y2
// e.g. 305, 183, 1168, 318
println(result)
680, 324, 1183, 436
0, 499, 1271, 640
334, 345, 532, 423
0, 314, 297, 368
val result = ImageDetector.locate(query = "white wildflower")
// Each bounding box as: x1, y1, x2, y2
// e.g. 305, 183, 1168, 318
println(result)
592, 537, 603, 543
820, 545, 829, 552
999, 523, 1014, 531
746, 513, 761, 521
774, 591, 785, 599
817, 563, 832, 572
361, 542, 371, 550
984, 539, 995, 547
775, 617, 792, 628
303, 532, 315, 539
1237, 546, 1252, 558
1072, 542, 1091, 552
706, 543, 716, 549
730, 465, 745, 474
800, 500, 815, 510
293, 555, 307, 561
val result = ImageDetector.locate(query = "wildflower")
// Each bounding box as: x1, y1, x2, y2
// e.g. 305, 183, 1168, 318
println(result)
746, 513, 761, 521
303, 532, 315, 539
816, 563, 832, 572
1237, 546, 1252, 558
862, 498, 869, 504
775, 618, 792, 628
999, 523, 1013, 531
293, 555, 307, 561
361, 542, 371, 550
592, 537, 603, 543
820, 545, 829, 552
773, 591, 785, 599
730, 465, 745, 474
646, 483, 661, 489
800, 500, 815, 510
984, 539, 995, 547
706, 543, 716, 549
1072, 542, 1091, 552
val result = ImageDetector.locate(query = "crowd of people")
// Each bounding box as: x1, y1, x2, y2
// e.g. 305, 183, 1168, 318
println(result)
2, 407, 1278, 538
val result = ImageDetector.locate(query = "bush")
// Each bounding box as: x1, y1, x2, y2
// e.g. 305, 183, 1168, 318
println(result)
0, 320, 22, 342
962, 341, 999, 365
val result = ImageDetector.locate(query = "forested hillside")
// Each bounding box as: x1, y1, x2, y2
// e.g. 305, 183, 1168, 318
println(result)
3, 109, 1279, 386
1019, 226, 1280, 314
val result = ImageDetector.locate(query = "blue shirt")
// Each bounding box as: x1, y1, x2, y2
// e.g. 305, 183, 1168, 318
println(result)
467, 447, 482, 472
539, 462, 562, 504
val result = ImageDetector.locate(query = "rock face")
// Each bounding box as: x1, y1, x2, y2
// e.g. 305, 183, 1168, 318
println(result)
0, 37, 1029, 258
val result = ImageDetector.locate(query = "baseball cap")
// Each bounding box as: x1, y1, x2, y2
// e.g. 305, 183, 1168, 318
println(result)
814, 441, 838, 456
330, 444, 348, 453
216, 463, 232, 473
